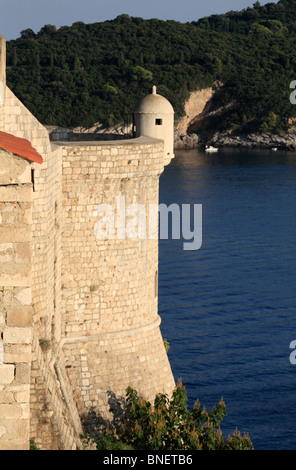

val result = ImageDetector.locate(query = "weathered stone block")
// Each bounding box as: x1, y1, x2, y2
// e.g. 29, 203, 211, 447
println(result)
20, 402, 30, 419
0, 418, 29, 444
0, 441, 28, 450
0, 151, 31, 185
0, 391, 14, 403
0, 403, 22, 419
0, 425, 6, 439
14, 287, 32, 306
3, 327, 31, 344
0, 272, 31, 287
4, 344, 31, 363
14, 390, 29, 403
15, 363, 31, 384
6, 306, 32, 327
15, 243, 31, 264
0, 226, 31, 243
0, 364, 14, 384
0, 185, 32, 202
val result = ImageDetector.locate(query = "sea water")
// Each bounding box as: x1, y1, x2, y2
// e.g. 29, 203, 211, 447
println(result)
158, 148, 296, 450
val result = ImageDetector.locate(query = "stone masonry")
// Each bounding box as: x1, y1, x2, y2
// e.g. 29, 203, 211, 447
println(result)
0, 35, 175, 449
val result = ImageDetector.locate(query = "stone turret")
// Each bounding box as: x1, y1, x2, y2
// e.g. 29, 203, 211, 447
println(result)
60, 135, 176, 429
59, 90, 176, 430
133, 86, 174, 165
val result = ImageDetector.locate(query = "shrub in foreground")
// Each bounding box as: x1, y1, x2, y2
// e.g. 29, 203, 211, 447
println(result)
83, 379, 253, 450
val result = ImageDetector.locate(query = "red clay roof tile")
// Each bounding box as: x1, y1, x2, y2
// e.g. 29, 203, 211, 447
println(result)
0, 130, 43, 164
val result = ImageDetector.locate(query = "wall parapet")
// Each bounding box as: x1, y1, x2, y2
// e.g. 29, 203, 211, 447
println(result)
57, 136, 165, 183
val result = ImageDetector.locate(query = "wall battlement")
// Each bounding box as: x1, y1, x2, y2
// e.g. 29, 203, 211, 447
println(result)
0, 36, 175, 449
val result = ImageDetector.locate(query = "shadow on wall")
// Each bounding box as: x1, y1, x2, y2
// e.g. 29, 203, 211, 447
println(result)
81, 391, 127, 438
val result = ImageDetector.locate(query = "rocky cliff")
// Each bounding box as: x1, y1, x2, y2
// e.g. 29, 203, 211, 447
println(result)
174, 86, 296, 151
174, 88, 214, 150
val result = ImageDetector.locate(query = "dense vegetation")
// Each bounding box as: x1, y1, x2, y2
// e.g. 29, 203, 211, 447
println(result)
5, 0, 296, 134
82, 380, 254, 450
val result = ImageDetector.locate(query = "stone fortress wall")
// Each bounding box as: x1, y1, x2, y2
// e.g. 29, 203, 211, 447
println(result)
0, 34, 175, 449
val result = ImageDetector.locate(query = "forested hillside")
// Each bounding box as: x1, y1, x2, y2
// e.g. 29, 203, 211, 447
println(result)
5, 0, 296, 134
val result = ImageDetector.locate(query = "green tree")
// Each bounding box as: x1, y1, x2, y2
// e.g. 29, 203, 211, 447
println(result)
132, 65, 153, 82
84, 381, 253, 451
250, 23, 273, 37
12, 49, 18, 66
20, 28, 36, 38
73, 57, 81, 72
6, 1, 296, 130
260, 111, 279, 133
103, 83, 118, 95
179, 50, 185, 65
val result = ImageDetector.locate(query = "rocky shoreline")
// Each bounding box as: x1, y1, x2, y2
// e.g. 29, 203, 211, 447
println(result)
174, 129, 199, 149
174, 130, 296, 151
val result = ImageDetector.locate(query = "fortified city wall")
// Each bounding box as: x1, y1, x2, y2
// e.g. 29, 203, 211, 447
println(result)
0, 34, 175, 449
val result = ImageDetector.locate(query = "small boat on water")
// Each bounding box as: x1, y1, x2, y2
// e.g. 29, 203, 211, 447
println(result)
205, 145, 218, 152
271, 147, 278, 151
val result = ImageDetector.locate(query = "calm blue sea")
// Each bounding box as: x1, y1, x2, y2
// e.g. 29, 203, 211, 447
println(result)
158, 148, 296, 450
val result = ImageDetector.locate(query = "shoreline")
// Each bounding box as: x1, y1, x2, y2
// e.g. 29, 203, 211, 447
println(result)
47, 124, 296, 152
174, 131, 296, 151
